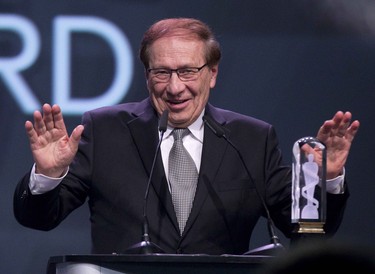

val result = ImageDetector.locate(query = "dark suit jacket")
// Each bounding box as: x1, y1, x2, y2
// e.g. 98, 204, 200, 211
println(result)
14, 98, 349, 255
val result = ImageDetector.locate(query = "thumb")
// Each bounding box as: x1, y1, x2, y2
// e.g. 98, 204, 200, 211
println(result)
70, 125, 84, 144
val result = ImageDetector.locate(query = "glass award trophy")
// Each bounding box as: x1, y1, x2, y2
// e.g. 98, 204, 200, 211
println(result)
292, 137, 327, 234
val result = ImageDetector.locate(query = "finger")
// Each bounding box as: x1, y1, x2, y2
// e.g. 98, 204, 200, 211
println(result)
70, 125, 84, 143
69, 125, 84, 152
335, 111, 352, 138
331, 111, 344, 129
42, 103, 55, 131
33, 109, 46, 136
345, 120, 360, 143
25, 120, 38, 145
51, 104, 68, 133
317, 119, 335, 142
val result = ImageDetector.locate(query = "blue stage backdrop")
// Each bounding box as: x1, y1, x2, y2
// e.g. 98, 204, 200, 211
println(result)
1, 1, 375, 273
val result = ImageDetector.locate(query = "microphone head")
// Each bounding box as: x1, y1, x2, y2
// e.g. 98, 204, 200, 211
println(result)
203, 115, 225, 137
158, 110, 169, 132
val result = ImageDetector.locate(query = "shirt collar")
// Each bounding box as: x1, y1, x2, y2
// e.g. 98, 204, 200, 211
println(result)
164, 110, 205, 143
188, 111, 204, 143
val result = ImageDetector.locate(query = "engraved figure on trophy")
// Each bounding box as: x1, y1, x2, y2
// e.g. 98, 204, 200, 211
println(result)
301, 153, 319, 219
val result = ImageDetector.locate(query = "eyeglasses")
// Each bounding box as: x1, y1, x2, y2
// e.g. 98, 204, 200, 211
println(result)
147, 63, 208, 83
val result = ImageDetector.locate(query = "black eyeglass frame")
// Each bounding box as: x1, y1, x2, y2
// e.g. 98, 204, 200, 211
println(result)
147, 63, 208, 82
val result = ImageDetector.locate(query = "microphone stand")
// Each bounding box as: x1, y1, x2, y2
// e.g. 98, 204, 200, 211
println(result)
203, 115, 285, 256
124, 110, 169, 254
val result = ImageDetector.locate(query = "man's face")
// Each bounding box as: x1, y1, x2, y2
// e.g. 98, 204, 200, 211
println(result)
146, 36, 218, 128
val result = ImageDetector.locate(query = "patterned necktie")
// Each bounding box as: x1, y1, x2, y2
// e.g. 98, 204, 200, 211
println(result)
169, 128, 198, 235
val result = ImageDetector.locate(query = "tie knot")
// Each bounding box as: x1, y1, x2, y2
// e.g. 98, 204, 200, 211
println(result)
172, 128, 189, 140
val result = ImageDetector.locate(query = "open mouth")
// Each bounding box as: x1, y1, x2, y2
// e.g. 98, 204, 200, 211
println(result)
167, 99, 190, 109
168, 99, 187, 105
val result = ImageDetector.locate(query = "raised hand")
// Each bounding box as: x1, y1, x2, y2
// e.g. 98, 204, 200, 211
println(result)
316, 111, 360, 179
25, 104, 84, 178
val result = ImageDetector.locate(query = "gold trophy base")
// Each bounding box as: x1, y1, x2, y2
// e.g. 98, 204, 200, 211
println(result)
293, 222, 325, 234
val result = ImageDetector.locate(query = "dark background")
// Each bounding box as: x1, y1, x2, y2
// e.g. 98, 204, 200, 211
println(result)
1, 1, 375, 273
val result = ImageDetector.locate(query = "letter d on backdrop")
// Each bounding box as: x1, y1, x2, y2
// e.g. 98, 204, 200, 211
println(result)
53, 15, 133, 115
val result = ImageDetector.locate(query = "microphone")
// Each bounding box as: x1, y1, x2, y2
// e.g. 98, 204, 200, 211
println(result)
202, 115, 284, 256
124, 110, 169, 254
